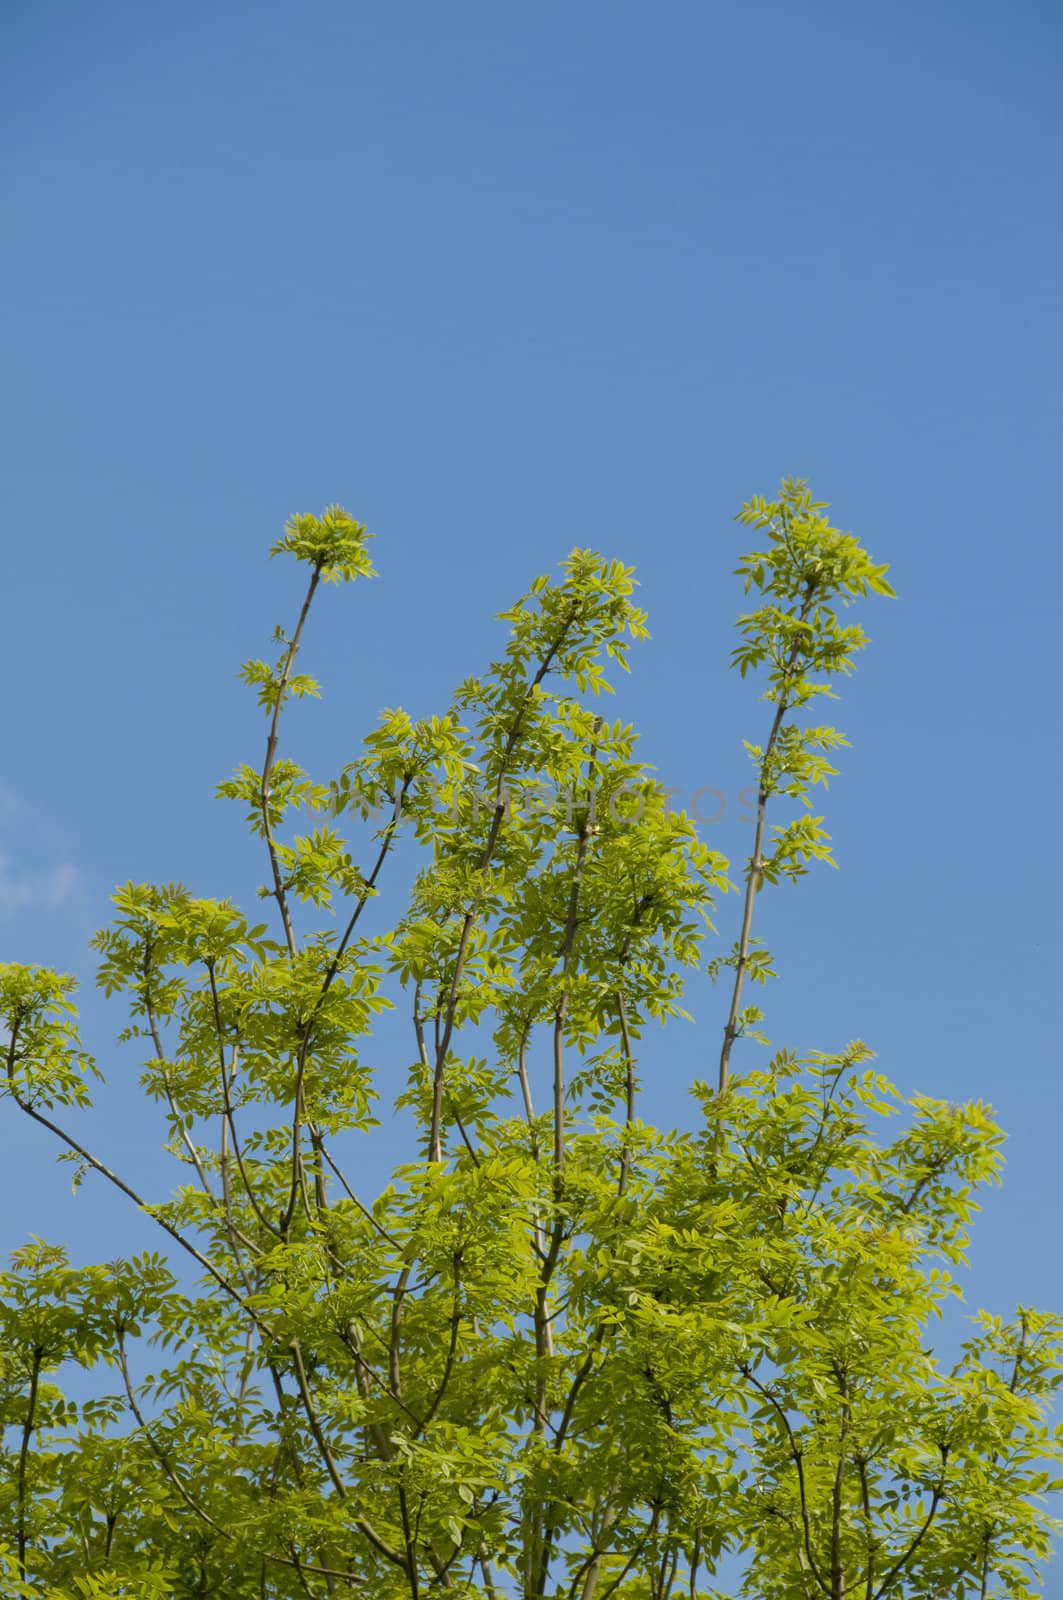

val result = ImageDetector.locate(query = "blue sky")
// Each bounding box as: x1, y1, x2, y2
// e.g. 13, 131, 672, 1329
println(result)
3, 0, 1061, 1369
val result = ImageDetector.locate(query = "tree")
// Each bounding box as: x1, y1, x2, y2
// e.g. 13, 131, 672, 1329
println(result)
1, 483, 1059, 1599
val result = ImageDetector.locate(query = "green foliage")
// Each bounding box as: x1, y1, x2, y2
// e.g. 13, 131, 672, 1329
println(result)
1, 967, 98, 1111
1, 488, 1058, 1598
269, 506, 376, 585
717, 481, 898, 1094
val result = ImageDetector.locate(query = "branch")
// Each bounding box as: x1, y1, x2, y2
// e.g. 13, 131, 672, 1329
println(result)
415, 1252, 463, 1434
552, 735, 599, 1181
869, 1446, 948, 1600
429, 607, 581, 1161
856, 1455, 876, 1600
264, 1550, 367, 1591
718, 580, 816, 1093
260, 565, 322, 957
117, 1325, 230, 1539
616, 989, 636, 1194
318, 1140, 401, 1249
740, 1363, 831, 1596
6, 1043, 272, 1338
594, 1499, 663, 1600
121, 1337, 372, 1595
216, 1030, 280, 1242
830, 1380, 851, 1600
289, 1337, 348, 1500
143, 967, 215, 1198
16, 1345, 42, 1581
282, 781, 414, 1231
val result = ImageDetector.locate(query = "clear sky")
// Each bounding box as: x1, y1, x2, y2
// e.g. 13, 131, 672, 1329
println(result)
3, 0, 1061, 1370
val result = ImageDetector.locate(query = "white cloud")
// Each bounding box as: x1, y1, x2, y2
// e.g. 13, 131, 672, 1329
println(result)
0, 855, 84, 922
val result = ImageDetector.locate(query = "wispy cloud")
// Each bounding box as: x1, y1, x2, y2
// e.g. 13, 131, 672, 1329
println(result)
0, 780, 86, 927
0, 854, 84, 922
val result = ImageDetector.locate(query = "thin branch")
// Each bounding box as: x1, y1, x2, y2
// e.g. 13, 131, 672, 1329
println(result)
552, 722, 601, 1181
415, 1252, 463, 1434
595, 1500, 663, 1600
429, 607, 581, 1161
552, 1338, 600, 1453
264, 1550, 367, 1591
282, 780, 414, 1230
718, 580, 816, 1093
389, 1264, 412, 1403
261, 565, 322, 957
318, 1141, 402, 1249
398, 1483, 420, 1599
289, 1337, 348, 1499
205, 964, 281, 1241
740, 1363, 831, 1596
856, 1455, 876, 1600
613, 895, 650, 1194
117, 1325, 230, 1539
515, 1017, 539, 1151
656, 1541, 680, 1600
616, 989, 636, 1194
6, 1037, 272, 1337
415, 979, 480, 1163
868, 1446, 948, 1600
288, 1339, 417, 1574
328, 778, 411, 986
16, 1345, 42, 1580
143, 971, 214, 1197
830, 1378, 851, 1600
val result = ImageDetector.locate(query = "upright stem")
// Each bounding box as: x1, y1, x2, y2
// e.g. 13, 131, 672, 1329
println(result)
429, 608, 579, 1161
977, 1314, 1029, 1600
16, 1347, 42, 1580
260, 565, 322, 958
830, 1374, 850, 1600
718, 584, 815, 1094
552, 723, 600, 1181
616, 989, 636, 1194
143, 959, 214, 1198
